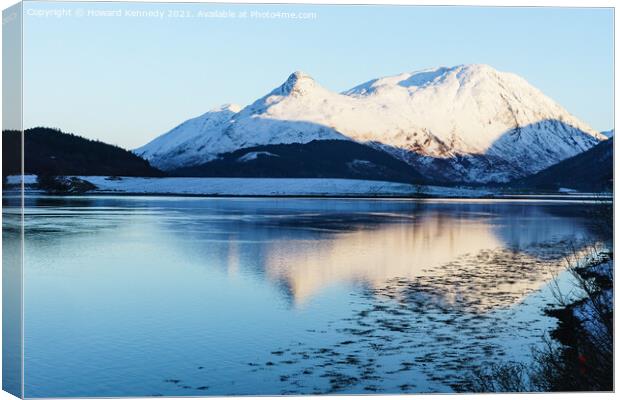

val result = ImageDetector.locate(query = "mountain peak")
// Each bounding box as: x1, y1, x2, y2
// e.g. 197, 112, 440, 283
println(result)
344, 64, 503, 96
450, 64, 503, 79
455, 63, 494, 72
288, 70, 312, 80
277, 71, 317, 96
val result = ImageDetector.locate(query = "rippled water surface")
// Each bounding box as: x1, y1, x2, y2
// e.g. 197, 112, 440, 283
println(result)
17, 196, 601, 397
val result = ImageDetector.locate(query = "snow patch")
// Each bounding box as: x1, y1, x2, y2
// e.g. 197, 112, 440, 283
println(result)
5, 174, 38, 185
236, 151, 279, 162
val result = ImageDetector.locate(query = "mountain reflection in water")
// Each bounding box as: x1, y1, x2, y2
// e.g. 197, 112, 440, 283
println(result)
20, 196, 602, 397
259, 205, 591, 308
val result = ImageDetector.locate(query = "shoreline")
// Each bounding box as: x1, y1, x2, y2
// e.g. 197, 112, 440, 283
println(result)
4, 175, 612, 201
39, 192, 618, 202
6, 189, 612, 202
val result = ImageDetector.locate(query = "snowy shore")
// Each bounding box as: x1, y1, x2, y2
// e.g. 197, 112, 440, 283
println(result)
82, 176, 497, 198
5, 175, 611, 199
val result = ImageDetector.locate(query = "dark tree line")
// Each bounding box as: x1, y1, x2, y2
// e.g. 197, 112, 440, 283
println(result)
2, 127, 163, 179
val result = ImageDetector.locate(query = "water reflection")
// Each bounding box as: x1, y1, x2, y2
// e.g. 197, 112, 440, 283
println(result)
2, 195, 23, 397
22, 196, 602, 396
265, 216, 503, 305
25, 197, 594, 308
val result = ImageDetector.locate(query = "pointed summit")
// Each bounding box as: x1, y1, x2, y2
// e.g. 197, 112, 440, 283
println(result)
277, 71, 317, 96
287, 70, 314, 84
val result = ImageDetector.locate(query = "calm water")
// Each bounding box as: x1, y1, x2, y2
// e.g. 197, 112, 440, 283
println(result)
11, 196, 604, 397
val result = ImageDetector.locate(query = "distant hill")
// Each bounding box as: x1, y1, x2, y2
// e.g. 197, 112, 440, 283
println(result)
2, 127, 163, 178
170, 140, 428, 185
509, 138, 613, 192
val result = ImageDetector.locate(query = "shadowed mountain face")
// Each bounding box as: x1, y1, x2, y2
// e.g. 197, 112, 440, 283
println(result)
170, 140, 427, 184
374, 119, 604, 183
509, 138, 613, 192
2, 128, 163, 178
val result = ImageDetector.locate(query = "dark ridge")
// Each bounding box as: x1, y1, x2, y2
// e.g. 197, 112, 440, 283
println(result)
509, 138, 613, 192
170, 139, 428, 185
2, 127, 164, 178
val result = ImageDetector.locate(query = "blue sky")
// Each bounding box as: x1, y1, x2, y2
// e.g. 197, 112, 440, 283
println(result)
21, 2, 614, 149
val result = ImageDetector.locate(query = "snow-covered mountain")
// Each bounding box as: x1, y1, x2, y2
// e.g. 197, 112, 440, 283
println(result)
136, 64, 606, 183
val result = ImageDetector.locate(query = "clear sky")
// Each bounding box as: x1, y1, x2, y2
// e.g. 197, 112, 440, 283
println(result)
20, 1, 614, 149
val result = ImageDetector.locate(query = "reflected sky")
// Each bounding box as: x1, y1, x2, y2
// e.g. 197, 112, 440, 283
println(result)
21, 196, 603, 397
2, 197, 23, 398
